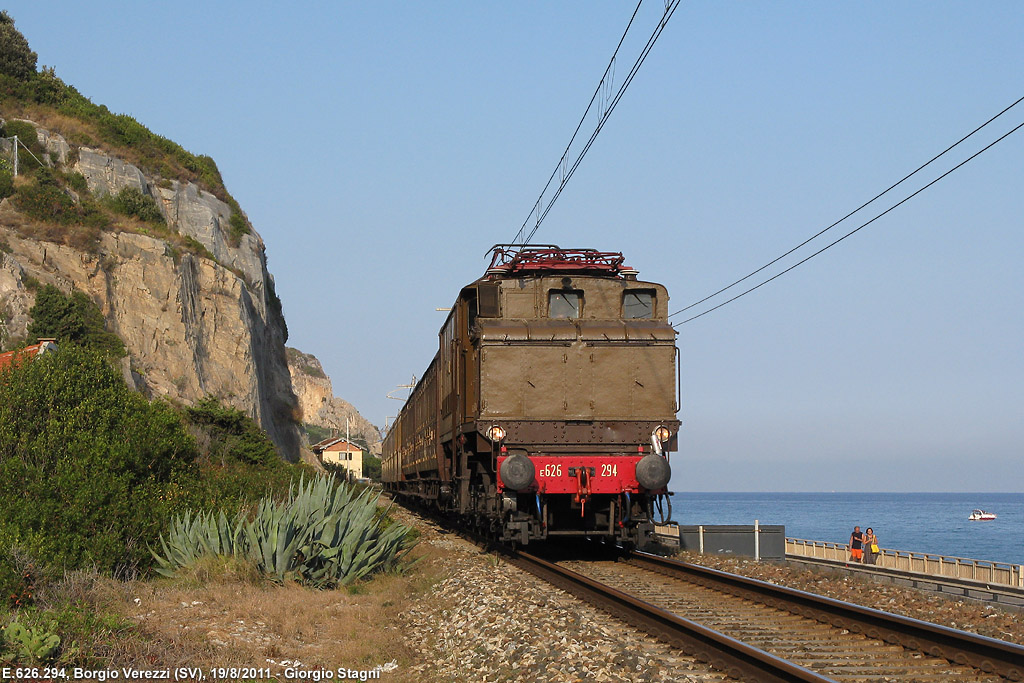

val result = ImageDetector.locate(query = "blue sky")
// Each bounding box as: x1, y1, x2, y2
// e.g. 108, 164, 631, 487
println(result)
6, 2, 1022, 491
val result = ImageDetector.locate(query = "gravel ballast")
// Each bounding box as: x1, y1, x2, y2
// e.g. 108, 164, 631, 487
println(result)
393, 509, 728, 682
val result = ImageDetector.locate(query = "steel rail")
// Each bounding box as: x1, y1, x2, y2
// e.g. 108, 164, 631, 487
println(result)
629, 551, 1024, 681
508, 550, 835, 683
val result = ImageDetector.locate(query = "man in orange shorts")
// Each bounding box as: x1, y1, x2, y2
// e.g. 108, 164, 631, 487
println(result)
849, 526, 864, 562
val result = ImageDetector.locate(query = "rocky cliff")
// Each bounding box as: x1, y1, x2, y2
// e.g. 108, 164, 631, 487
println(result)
0, 118, 302, 460
287, 347, 381, 452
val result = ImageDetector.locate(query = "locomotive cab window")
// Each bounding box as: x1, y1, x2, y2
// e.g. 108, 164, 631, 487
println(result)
478, 283, 500, 317
623, 289, 655, 319
549, 290, 582, 319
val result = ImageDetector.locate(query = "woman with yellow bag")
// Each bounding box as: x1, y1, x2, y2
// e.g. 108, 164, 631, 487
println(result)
864, 527, 880, 565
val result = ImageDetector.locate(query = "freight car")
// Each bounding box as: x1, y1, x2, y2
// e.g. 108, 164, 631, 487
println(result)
382, 245, 678, 547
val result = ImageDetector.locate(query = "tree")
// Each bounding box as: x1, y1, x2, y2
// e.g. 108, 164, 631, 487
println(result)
185, 396, 279, 466
0, 345, 198, 572
363, 454, 382, 481
0, 11, 37, 81
27, 284, 126, 356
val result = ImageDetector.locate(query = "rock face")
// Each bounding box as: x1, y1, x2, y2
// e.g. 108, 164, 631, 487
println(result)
287, 348, 381, 452
74, 148, 266, 287
0, 120, 302, 460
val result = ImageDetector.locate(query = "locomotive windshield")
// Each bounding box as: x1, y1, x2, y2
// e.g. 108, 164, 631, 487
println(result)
623, 290, 655, 319
548, 290, 582, 318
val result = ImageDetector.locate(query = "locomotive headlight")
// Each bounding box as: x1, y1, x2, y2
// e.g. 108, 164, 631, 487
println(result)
488, 425, 507, 442
654, 426, 671, 443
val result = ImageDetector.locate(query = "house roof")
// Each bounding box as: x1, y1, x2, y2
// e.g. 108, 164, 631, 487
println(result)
0, 340, 58, 372
311, 437, 363, 454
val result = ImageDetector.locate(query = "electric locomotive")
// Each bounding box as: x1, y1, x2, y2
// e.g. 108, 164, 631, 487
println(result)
382, 245, 678, 547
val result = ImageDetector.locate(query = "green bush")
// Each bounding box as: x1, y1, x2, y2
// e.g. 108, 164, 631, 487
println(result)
0, 12, 36, 81
77, 197, 110, 230
65, 172, 88, 193
12, 176, 75, 223
0, 346, 198, 573
0, 13, 35, 83
181, 235, 215, 261
1, 120, 45, 174
27, 284, 125, 357
1, 120, 38, 146
105, 186, 164, 224
302, 423, 332, 445
0, 168, 12, 200
10, 168, 109, 230
362, 454, 382, 481
228, 210, 249, 243
166, 456, 308, 523
172, 397, 308, 517
186, 397, 278, 466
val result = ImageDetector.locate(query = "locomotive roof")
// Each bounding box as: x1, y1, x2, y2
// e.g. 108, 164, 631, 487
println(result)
484, 244, 639, 279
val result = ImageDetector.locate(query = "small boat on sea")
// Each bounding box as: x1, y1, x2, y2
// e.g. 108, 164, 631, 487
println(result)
968, 509, 997, 521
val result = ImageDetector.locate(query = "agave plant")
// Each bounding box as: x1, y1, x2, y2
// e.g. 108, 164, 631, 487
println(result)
152, 509, 244, 578
153, 475, 416, 588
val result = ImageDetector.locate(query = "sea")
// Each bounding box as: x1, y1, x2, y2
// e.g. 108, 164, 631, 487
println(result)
667, 492, 1024, 567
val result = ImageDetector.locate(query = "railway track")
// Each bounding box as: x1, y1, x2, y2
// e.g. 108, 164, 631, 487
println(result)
506, 548, 1024, 682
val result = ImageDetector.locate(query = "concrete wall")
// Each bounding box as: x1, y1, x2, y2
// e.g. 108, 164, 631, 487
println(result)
656, 524, 787, 560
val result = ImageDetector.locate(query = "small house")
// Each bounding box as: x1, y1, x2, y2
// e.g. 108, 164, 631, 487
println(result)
312, 437, 363, 479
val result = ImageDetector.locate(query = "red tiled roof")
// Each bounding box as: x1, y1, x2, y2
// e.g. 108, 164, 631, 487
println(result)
312, 437, 362, 453
0, 340, 58, 372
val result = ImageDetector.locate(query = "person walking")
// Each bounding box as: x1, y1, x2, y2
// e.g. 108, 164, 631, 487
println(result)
863, 527, 879, 565
849, 526, 864, 563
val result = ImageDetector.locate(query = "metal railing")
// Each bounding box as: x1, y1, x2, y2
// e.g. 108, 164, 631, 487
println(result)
786, 537, 1024, 589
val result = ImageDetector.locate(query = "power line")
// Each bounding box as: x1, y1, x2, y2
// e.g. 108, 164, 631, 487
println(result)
510, 0, 643, 249
668, 93, 1024, 321
672, 116, 1024, 327
512, 0, 682, 247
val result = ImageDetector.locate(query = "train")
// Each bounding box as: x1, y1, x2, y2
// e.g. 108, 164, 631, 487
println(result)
382, 245, 679, 547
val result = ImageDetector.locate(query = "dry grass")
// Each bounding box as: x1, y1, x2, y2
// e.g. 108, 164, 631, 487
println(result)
0, 186, 219, 269
3, 104, 97, 149
20, 549, 447, 678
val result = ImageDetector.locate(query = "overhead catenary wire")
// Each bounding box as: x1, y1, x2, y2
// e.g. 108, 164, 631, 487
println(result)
671, 117, 1024, 327
510, 0, 643, 248
524, 0, 681, 246
512, 0, 682, 248
667, 94, 1024, 321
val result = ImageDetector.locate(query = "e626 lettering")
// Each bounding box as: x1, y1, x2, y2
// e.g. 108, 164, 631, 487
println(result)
538, 463, 562, 477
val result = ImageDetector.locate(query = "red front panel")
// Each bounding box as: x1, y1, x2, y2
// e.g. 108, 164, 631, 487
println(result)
497, 455, 644, 494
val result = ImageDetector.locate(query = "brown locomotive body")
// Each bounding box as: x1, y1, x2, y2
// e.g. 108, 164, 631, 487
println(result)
382, 246, 679, 546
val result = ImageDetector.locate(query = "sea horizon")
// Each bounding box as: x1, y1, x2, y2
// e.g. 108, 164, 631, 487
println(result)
666, 491, 1024, 566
